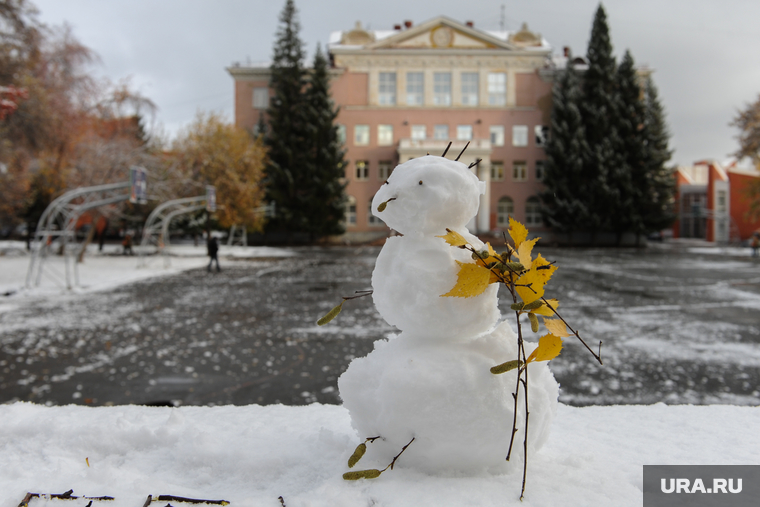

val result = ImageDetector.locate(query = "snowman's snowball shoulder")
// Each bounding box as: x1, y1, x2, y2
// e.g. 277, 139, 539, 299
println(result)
371, 157, 485, 236
338, 321, 559, 474
371, 235, 499, 340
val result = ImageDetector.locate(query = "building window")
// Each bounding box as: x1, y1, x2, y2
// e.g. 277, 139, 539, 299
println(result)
378, 161, 393, 180
716, 190, 727, 212
513, 125, 528, 147
491, 161, 505, 181
378, 72, 397, 105
497, 196, 514, 226
411, 125, 426, 140
336, 124, 346, 145
457, 125, 472, 141
253, 87, 269, 109
488, 72, 506, 106
535, 125, 549, 147
433, 72, 452, 106
536, 160, 545, 181
513, 161, 527, 181
354, 125, 370, 146
355, 160, 369, 180
461, 72, 479, 106
433, 124, 449, 140
378, 124, 394, 146
406, 72, 424, 106
490, 125, 505, 146
525, 197, 542, 226
345, 196, 357, 225
368, 201, 383, 226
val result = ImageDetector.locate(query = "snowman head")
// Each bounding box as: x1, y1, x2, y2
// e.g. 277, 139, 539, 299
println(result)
371, 156, 485, 236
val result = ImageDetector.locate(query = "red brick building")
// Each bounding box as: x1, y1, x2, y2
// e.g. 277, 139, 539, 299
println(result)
674, 159, 760, 243
228, 16, 554, 241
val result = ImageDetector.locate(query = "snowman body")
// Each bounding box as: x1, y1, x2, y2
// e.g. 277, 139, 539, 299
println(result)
338, 156, 559, 473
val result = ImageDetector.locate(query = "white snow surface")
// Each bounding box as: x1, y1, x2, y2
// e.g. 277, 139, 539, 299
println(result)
0, 242, 295, 298
0, 401, 757, 507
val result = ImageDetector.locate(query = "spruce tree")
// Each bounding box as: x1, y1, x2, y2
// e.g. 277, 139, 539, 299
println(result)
264, 0, 310, 236
641, 76, 675, 233
302, 44, 347, 239
615, 50, 646, 241
540, 58, 590, 243
581, 3, 623, 240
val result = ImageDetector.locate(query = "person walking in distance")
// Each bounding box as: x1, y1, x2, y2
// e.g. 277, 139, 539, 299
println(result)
207, 236, 221, 272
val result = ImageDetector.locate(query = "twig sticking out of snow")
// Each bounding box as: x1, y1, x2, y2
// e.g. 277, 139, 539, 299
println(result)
454, 141, 470, 161
18, 490, 115, 507
343, 437, 415, 481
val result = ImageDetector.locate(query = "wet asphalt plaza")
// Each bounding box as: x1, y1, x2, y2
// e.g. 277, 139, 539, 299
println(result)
1, 242, 759, 407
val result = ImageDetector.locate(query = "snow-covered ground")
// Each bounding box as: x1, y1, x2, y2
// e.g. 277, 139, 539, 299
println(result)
0, 401, 757, 507
0, 241, 295, 299
1, 239, 758, 505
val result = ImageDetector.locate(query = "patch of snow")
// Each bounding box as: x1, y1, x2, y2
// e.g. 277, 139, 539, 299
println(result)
0, 402, 756, 506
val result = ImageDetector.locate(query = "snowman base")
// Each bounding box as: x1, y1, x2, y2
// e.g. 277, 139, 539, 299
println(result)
338, 321, 559, 474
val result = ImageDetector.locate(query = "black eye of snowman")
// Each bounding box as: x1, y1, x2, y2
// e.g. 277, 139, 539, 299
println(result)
418, 180, 423, 185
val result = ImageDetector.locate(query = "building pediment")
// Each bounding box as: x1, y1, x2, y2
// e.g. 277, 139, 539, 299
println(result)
366, 16, 517, 51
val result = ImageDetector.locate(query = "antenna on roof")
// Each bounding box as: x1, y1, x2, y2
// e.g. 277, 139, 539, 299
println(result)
500, 5, 505, 32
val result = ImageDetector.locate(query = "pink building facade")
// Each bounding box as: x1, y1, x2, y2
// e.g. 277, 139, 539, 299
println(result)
228, 17, 555, 241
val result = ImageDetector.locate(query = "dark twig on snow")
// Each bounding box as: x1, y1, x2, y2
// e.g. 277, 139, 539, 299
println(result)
441, 141, 453, 158
279, 496, 287, 507
382, 437, 416, 472
540, 297, 603, 364
468, 158, 482, 169
18, 491, 115, 506
156, 495, 229, 505
454, 141, 470, 161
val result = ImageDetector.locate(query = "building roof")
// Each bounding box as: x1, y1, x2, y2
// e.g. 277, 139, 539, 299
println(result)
328, 16, 551, 54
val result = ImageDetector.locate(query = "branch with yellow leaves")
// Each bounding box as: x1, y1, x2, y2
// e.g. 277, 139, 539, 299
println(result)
438, 217, 601, 500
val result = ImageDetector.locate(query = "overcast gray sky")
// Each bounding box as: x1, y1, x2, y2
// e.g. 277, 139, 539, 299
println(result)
33, 0, 760, 167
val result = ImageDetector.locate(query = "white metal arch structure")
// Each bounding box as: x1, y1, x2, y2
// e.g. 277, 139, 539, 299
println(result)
138, 195, 208, 267
226, 202, 275, 247
25, 181, 131, 289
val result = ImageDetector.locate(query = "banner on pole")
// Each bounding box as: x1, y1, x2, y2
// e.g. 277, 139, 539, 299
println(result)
206, 185, 217, 212
129, 166, 148, 204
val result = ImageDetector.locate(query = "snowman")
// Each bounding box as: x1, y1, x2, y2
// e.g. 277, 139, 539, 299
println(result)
338, 155, 559, 473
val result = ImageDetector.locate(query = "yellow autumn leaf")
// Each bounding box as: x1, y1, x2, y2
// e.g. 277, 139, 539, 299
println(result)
532, 298, 559, 317
517, 237, 539, 268
437, 228, 468, 247
526, 334, 563, 363
508, 218, 528, 248
441, 261, 492, 298
543, 318, 571, 338
515, 268, 546, 305
532, 253, 558, 283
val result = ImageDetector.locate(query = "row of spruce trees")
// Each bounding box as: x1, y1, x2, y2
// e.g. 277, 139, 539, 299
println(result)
541, 5, 676, 244
263, 0, 347, 241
